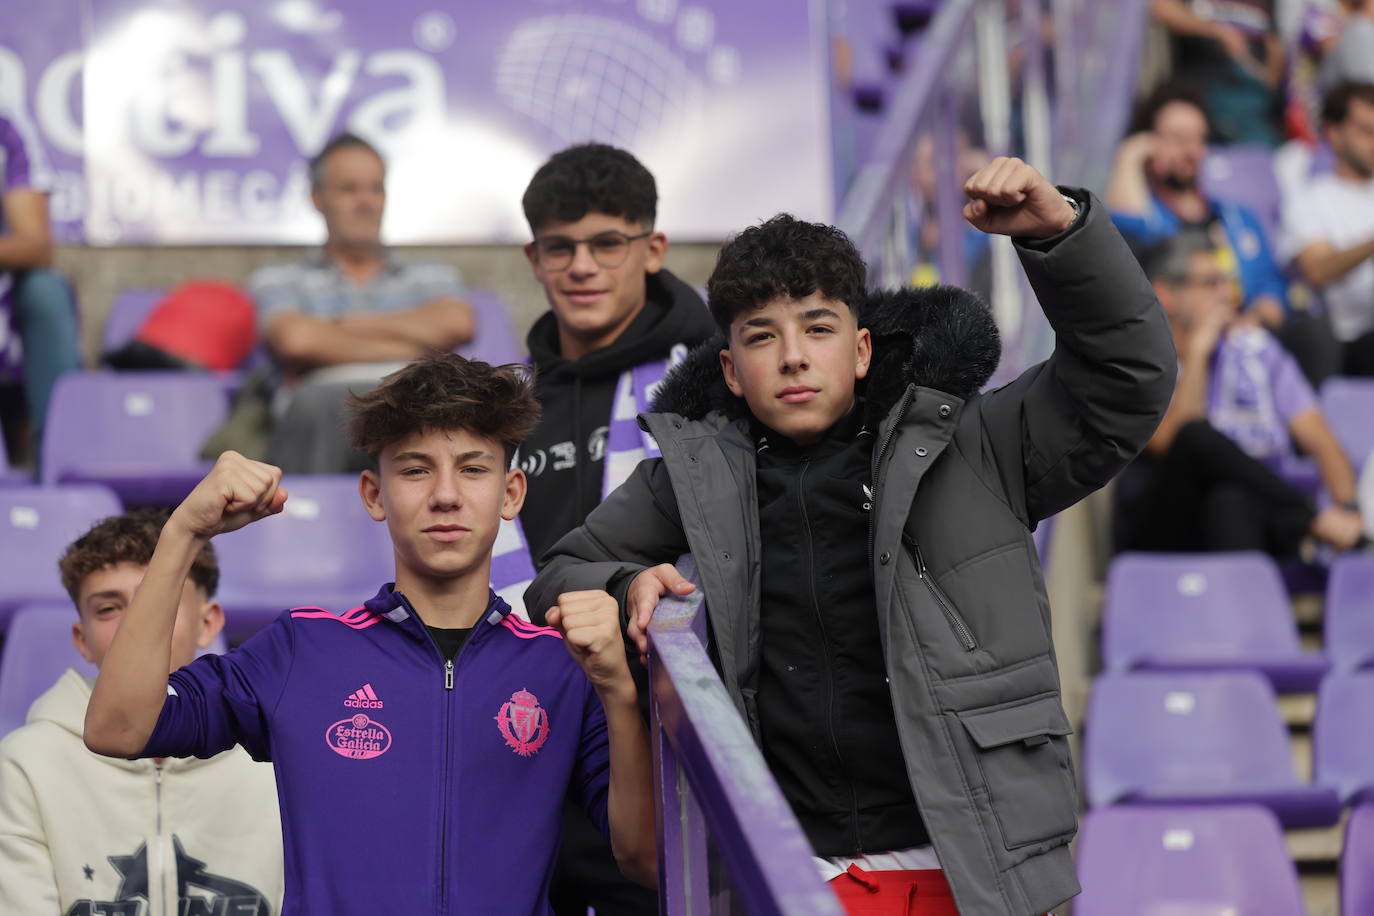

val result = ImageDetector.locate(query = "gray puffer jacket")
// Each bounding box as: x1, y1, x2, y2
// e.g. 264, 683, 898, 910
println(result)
526, 191, 1176, 916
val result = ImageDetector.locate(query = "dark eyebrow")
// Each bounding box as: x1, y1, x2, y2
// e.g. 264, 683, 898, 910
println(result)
741, 315, 777, 329
455, 450, 495, 463
391, 451, 434, 464
801, 307, 842, 321
84, 590, 126, 605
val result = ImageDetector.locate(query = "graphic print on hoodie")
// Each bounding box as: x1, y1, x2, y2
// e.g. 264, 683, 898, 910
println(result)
0, 668, 283, 915
519, 269, 714, 561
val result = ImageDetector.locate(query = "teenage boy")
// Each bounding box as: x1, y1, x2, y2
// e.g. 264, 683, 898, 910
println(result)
83, 354, 656, 914
528, 158, 1177, 916
0, 509, 283, 914
508, 141, 714, 916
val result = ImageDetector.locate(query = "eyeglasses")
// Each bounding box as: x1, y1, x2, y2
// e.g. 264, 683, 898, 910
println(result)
1181, 273, 1231, 290
529, 230, 652, 272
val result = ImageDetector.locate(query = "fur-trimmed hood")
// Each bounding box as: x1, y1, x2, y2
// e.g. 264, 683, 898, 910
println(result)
650, 284, 1001, 426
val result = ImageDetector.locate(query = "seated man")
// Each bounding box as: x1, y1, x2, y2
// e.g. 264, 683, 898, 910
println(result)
0, 107, 79, 468
1108, 82, 1290, 329
83, 354, 656, 914
1118, 229, 1366, 556
1283, 81, 1374, 376
0, 509, 283, 914
249, 132, 475, 473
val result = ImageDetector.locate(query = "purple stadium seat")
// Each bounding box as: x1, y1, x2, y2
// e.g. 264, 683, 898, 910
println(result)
41, 372, 227, 507
1344, 803, 1374, 916
1084, 672, 1341, 828
1102, 552, 1327, 692
0, 485, 123, 629
0, 603, 90, 738
455, 289, 524, 366
100, 287, 164, 355
1031, 515, 1054, 568
1326, 554, 1374, 671
1315, 672, 1374, 805
0, 603, 228, 738
1321, 377, 1374, 469
212, 475, 394, 640
1076, 805, 1304, 916
1201, 145, 1282, 248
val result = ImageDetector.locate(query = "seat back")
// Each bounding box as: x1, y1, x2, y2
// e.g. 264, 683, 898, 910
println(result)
1315, 672, 1374, 805
1076, 805, 1304, 916
1102, 552, 1302, 670
0, 485, 123, 624
213, 474, 394, 604
41, 372, 227, 485
1084, 672, 1298, 808
1345, 803, 1374, 916
1326, 555, 1374, 671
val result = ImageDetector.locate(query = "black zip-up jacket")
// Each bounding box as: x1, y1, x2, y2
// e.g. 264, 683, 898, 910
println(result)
520, 269, 714, 560
754, 409, 928, 856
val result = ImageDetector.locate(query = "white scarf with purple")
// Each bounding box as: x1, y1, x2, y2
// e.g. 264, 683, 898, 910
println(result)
491, 345, 689, 617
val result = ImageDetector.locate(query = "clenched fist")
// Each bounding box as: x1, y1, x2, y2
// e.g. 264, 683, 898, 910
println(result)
963, 156, 1077, 239
169, 451, 288, 541
546, 590, 635, 702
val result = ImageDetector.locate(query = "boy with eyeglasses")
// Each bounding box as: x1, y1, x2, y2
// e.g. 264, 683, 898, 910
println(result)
507, 145, 714, 914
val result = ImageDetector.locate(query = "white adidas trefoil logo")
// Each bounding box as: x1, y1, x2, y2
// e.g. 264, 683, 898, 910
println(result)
344, 683, 384, 709
862, 484, 873, 512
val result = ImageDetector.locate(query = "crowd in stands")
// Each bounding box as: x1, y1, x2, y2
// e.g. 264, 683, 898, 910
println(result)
2, 4, 1374, 914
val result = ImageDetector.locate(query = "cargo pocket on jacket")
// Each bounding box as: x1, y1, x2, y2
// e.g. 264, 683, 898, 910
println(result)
955, 694, 1077, 849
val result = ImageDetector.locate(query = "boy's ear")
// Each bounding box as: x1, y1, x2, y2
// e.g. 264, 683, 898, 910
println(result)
502, 468, 527, 520
197, 601, 226, 650
644, 231, 668, 274
854, 326, 873, 381
71, 620, 97, 667
359, 469, 386, 522
523, 241, 542, 276
719, 345, 744, 397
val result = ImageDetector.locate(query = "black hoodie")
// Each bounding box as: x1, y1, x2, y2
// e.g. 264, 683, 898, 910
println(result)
520, 269, 715, 561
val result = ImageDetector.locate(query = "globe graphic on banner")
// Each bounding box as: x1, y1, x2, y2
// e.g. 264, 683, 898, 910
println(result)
495, 13, 702, 148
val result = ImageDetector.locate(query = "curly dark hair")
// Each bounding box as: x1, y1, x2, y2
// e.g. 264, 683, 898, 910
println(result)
60, 509, 219, 604
522, 143, 657, 232
348, 353, 541, 466
706, 214, 868, 332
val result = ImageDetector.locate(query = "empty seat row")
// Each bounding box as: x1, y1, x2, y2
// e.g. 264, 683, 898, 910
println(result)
1085, 670, 1374, 828
0, 480, 394, 640
1103, 551, 1374, 691
1076, 802, 1373, 916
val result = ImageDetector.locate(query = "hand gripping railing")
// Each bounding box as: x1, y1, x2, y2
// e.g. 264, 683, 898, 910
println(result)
646, 555, 845, 916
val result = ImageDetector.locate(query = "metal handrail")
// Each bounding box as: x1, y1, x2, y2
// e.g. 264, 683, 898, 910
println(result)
646, 555, 845, 916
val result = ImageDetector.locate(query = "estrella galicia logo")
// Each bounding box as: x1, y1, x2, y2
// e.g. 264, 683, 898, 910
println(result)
64, 835, 270, 915
325, 712, 393, 760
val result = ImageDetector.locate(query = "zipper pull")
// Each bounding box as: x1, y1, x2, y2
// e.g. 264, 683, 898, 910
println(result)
444, 659, 454, 691
902, 534, 929, 577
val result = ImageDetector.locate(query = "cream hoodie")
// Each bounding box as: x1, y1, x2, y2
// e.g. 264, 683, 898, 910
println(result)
0, 668, 283, 915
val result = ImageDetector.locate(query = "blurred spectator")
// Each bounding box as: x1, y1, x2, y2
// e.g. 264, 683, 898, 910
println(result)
1151, 0, 1286, 146
247, 132, 474, 473
1109, 83, 1290, 330
0, 109, 79, 469
906, 133, 993, 297
1283, 81, 1374, 374
1117, 229, 1365, 556
0, 510, 282, 914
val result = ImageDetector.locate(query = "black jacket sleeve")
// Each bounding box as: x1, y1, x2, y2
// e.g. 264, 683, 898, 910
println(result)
974, 189, 1177, 524
524, 456, 691, 618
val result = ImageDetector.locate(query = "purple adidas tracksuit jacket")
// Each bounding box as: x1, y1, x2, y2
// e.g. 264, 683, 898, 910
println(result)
142, 585, 612, 915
